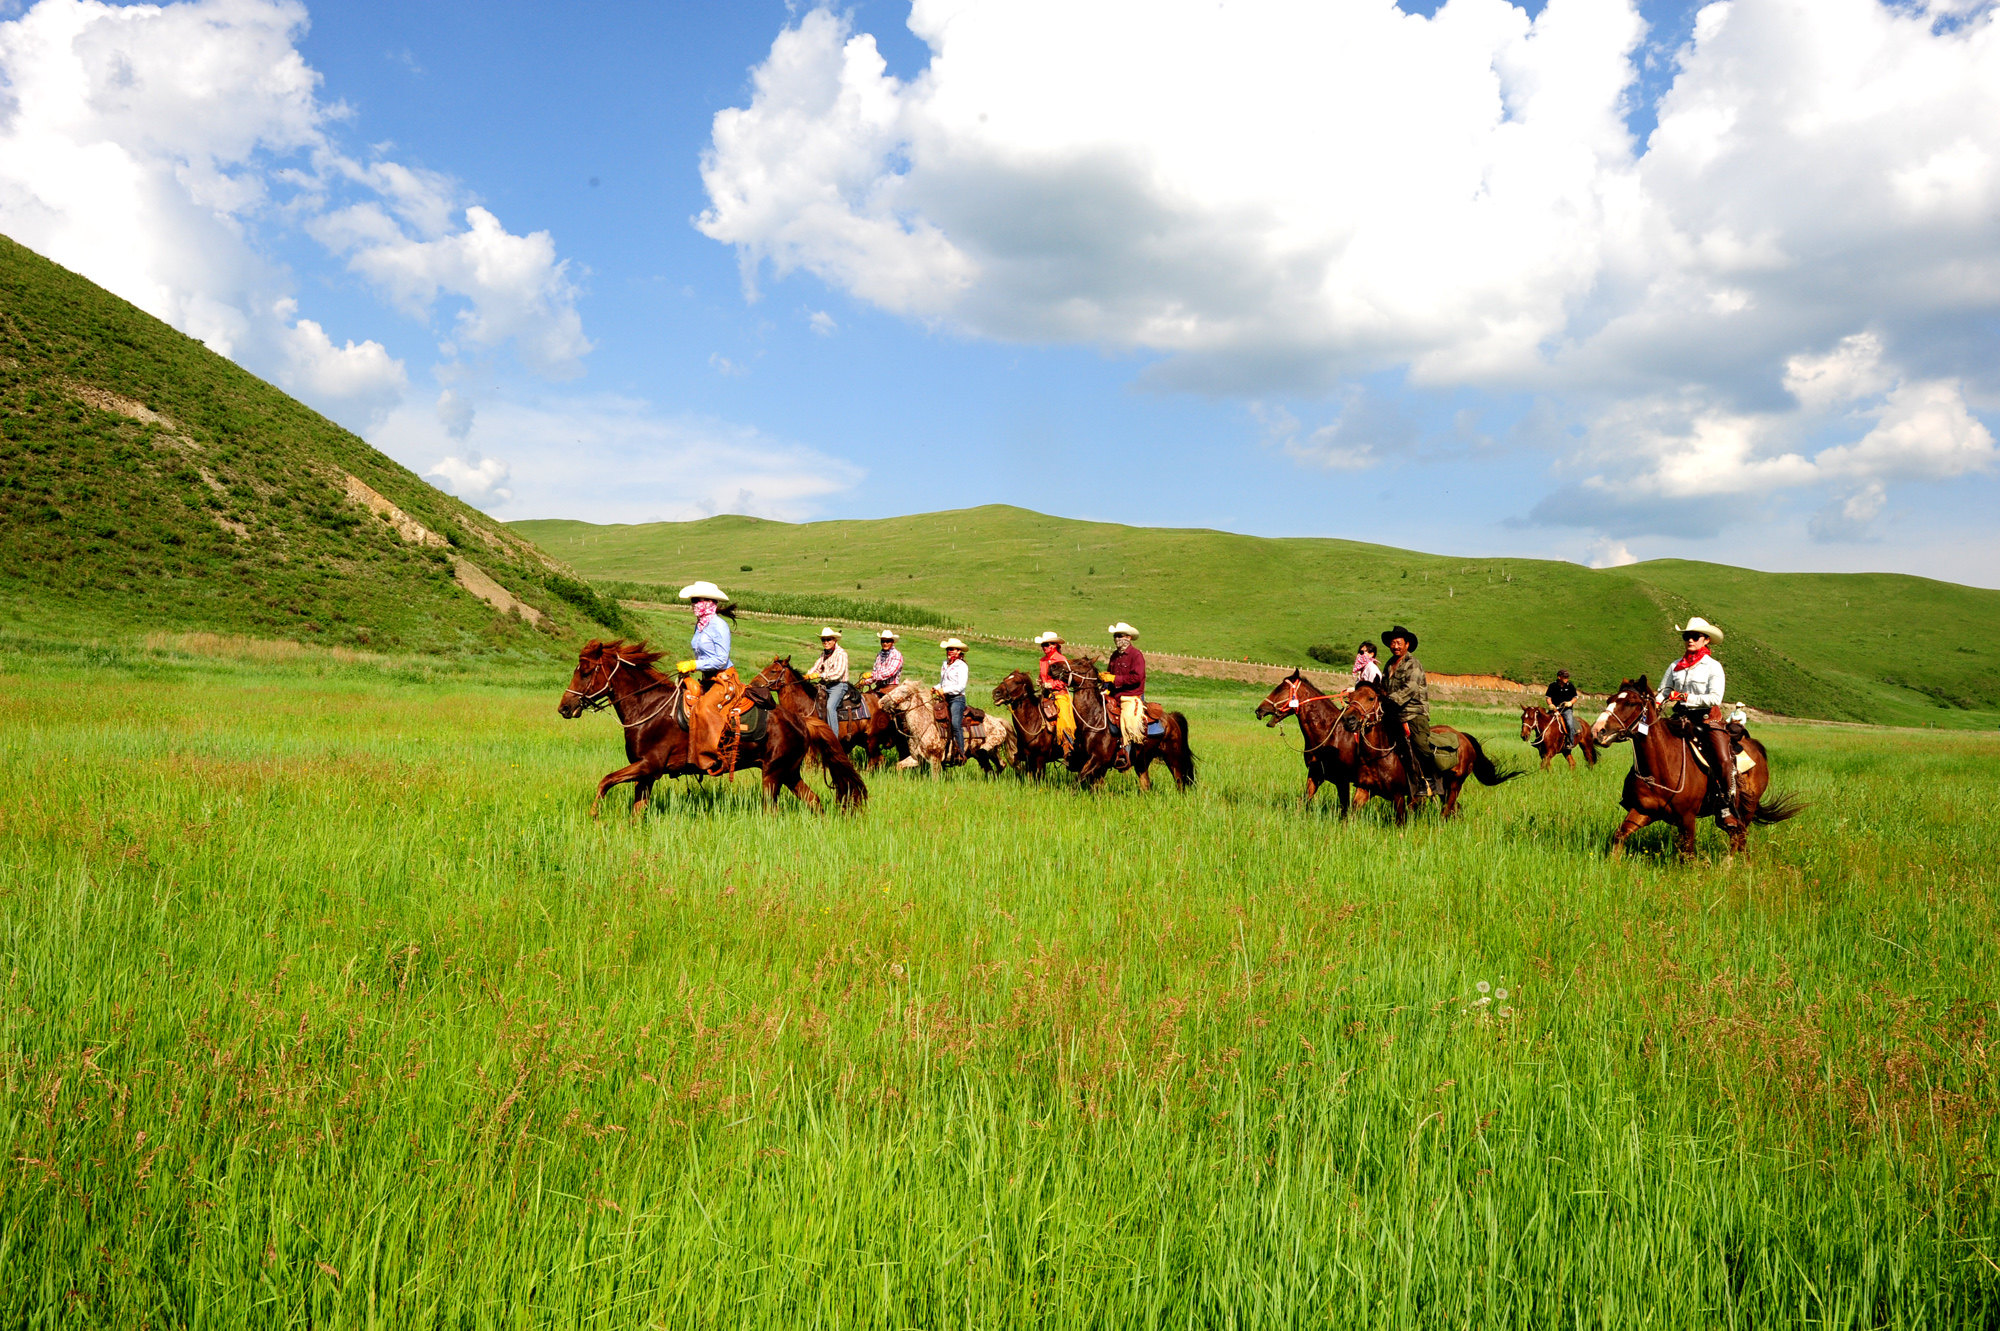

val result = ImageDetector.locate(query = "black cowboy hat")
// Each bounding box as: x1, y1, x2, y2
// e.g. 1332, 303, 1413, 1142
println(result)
1381, 625, 1418, 650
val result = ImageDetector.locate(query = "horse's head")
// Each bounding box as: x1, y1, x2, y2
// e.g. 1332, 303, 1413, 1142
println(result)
560, 639, 620, 718
1519, 704, 1541, 740
1341, 680, 1386, 733
879, 680, 918, 710
1591, 677, 1653, 745
750, 656, 806, 690
1255, 669, 1317, 727
992, 669, 1036, 706
1061, 656, 1101, 694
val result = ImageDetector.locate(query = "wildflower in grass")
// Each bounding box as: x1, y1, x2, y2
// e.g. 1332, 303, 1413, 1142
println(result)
1476, 980, 1490, 994
1495, 988, 1508, 1002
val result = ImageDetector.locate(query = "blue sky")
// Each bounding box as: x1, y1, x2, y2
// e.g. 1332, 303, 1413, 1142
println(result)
3, 0, 1997, 585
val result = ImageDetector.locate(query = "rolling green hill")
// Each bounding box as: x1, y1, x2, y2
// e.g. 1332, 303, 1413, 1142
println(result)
515, 508, 2000, 728
0, 234, 624, 656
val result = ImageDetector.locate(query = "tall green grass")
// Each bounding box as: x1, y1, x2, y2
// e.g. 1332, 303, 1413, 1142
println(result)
2, 637, 1997, 1325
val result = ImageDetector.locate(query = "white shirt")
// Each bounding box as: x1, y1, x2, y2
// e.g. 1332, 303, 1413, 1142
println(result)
937, 658, 968, 696
805, 646, 848, 683
1658, 654, 1726, 708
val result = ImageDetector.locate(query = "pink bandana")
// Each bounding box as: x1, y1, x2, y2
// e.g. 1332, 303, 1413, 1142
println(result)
693, 599, 717, 628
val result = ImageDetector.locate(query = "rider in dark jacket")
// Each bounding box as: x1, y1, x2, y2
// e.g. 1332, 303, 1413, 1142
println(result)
1545, 669, 1579, 746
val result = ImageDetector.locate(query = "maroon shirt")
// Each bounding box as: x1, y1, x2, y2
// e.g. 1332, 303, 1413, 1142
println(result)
1106, 646, 1146, 700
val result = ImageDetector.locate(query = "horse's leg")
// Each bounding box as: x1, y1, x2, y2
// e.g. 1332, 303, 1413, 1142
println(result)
1608, 809, 1651, 857
1303, 770, 1320, 807
1441, 777, 1465, 819
1676, 812, 1700, 859
630, 776, 658, 821
594, 762, 646, 819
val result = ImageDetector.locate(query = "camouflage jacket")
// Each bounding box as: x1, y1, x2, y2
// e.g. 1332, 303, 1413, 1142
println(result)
1382, 653, 1429, 714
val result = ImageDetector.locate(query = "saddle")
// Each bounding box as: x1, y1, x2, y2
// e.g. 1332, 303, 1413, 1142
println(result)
931, 696, 986, 727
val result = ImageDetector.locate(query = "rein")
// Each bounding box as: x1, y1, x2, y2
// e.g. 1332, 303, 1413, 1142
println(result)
1596, 691, 1691, 796
568, 655, 682, 731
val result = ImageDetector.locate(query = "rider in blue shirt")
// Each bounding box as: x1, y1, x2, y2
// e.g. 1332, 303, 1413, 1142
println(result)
679, 580, 737, 772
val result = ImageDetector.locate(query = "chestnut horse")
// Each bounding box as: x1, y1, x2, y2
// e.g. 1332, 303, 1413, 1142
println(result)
808, 679, 906, 771
1051, 658, 1196, 791
992, 669, 1066, 780
1520, 703, 1598, 771
1337, 681, 1521, 824
1590, 677, 1801, 857
557, 641, 865, 819
1254, 670, 1369, 814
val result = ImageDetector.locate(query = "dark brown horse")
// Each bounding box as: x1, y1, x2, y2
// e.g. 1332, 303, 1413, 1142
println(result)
557, 641, 866, 819
806, 679, 907, 771
1337, 681, 1521, 824
992, 669, 1066, 780
1052, 658, 1196, 790
1254, 670, 1369, 815
1590, 677, 1801, 857
1520, 703, 1598, 771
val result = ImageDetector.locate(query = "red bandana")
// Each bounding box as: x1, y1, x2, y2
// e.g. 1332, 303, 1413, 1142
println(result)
1673, 644, 1711, 673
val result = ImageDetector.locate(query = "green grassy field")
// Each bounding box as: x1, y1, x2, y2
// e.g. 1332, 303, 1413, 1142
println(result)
5, 618, 1998, 1326
514, 508, 2000, 729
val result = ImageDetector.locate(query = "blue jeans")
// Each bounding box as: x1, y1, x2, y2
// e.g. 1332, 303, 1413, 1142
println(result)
947, 693, 966, 755
825, 682, 849, 735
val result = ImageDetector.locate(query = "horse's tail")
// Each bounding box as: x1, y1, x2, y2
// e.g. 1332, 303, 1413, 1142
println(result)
1579, 727, 1599, 767
1752, 791, 1806, 825
1164, 711, 1197, 788
1468, 735, 1525, 786
802, 712, 869, 809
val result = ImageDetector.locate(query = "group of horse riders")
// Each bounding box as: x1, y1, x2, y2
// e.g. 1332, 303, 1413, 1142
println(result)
1332, 617, 1748, 825
670, 579, 1152, 767
673, 577, 1747, 821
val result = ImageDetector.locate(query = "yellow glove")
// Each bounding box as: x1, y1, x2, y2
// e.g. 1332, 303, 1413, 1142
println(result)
676, 659, 699, 674
1098, 671, 1115, 683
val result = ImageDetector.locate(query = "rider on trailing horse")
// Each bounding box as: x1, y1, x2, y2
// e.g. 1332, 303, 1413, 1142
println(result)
1349, 641, 1382, 692
1381, 625, 1447, 796
1036, 632, 1075, 751
1657, 616, 1745, 834
1546, 669, 1579, 747
1105, 623, 1146, 763
865, 630, 903, 691
679, 580, 741, 774
803, 627, 850, 737
938, 639, 970, 762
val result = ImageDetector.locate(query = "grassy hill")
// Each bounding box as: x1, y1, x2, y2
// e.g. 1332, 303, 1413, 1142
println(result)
514, 508, 2000, 728
0, 235, 624, 657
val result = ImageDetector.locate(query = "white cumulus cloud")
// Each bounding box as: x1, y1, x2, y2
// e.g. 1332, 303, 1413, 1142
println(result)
703, 0, 2000, 539
0, 0, 592, 423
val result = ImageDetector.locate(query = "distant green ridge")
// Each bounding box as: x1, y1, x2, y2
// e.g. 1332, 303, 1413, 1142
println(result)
513, 508, 2000, 727
0, 234, 622, 655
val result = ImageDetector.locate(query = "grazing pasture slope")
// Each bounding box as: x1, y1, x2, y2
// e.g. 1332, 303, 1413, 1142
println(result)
516, 508, 2000, 728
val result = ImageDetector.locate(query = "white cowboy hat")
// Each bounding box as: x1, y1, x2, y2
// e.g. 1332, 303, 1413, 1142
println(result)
1107, 622, 1139, 638
677, 580, 729, 602
878, 629, 899, 640
1676, 616, 1725, 642
818, 626, 842, 639
1033, 631, 1063, 645
939, 638, 967, 651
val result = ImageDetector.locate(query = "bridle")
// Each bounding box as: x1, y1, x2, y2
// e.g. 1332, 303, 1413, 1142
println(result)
1264, 676, 1340, 754
996, 673, 1046, 739
563, 653, 680, 731
1593, 687, 1690, 795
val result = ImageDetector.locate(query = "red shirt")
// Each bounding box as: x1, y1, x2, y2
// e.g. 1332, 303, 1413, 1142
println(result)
1107, 646, 1146, 699
1038, 646, 1070, 693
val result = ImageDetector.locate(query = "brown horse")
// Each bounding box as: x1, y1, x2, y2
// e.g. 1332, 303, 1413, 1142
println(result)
992, 670, 1066, 779
1052, 658, 1197, 791
1337, 681, 1521, 824
1254, 670, 1369, 814
1590, 677, 1801, 857
806, 679, 907, 771
557, 641, 866, 819
1520, 703, 1598, 771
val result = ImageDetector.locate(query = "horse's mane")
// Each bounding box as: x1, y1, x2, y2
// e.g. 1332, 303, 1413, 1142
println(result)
583, 638, 667, 669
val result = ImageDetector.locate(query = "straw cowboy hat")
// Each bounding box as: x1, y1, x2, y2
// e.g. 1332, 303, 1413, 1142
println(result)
878, 629, 899, 641
677, 580, 729, 602
1033, 631, 1063, 646
939, 638, 967, 651
1676, 616, 1725, 641
1381, 624, 1419, 650
1107, 622, 1139, 638
817, 626, 842, 639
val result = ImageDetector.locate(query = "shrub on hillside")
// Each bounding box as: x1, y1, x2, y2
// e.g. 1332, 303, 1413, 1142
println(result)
1306, 643, 1345, 666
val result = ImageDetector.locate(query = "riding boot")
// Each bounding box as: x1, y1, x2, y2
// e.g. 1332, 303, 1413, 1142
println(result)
683, 675, 706, 769
1706, 723, 1745, 830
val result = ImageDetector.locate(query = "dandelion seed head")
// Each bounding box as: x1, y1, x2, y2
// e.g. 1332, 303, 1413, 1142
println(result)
1476, 980, 1491, 994
1495, 989, 1508, 1001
